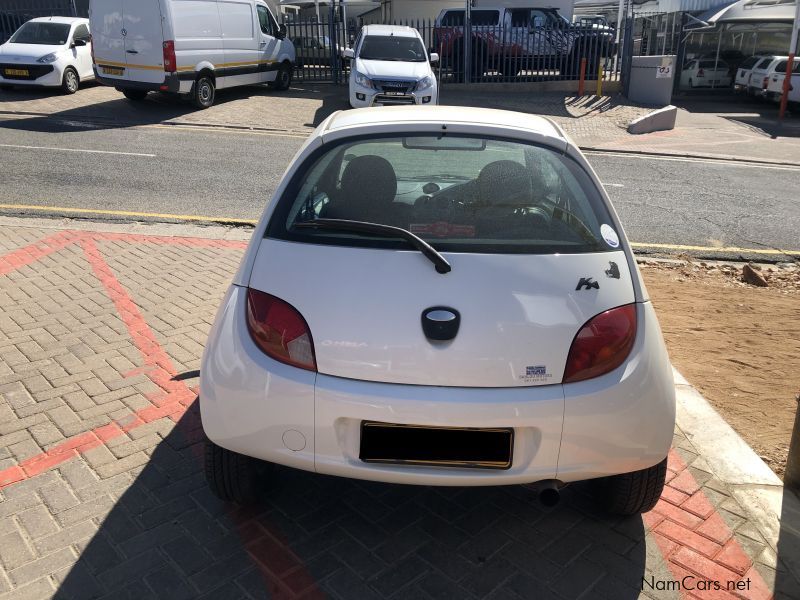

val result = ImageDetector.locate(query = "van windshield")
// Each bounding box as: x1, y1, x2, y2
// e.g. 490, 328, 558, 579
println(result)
359, 35, 426, 62
268, 135, 617, 255
10, 22, 71, 45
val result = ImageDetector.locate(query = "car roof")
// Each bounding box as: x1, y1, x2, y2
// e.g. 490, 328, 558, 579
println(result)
362, 24, 420, 38
324, 106, 566, 141
29, 17, 88, 25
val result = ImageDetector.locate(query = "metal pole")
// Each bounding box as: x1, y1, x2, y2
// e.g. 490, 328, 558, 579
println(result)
711, 25, 722, 90
341, 0, 348, 45
464, 0, 471, 84
779, 0, 800, 120
613, 0, 625, 73
786, 397, 800, 491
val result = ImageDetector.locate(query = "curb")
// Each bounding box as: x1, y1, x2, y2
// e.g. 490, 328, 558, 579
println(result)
672, 368, 800, 565
581, 146, 800, 168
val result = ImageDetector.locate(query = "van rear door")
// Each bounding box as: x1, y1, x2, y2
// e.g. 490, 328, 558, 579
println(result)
90, 0, 128, 81
122, 0, 166, 84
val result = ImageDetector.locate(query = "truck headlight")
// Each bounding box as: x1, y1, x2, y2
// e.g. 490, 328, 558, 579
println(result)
354, 71, 374, 89
415, 76, 433, 91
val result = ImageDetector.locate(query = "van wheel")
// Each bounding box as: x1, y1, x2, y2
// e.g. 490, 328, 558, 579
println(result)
122, 89, 148, 101
193, 75, 215, 109
204, 440, 264, 504
269, 63, 292, 91
62, 67, 79, 94
595, 457, 667, 515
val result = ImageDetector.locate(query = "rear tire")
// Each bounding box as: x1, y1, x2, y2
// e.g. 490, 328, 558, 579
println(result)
122, 89, 148, 101
269, 63, 292, 91
62, 67, 79, 95
204, 440, 264, 504
192, 74, 215, 109
596, 457, 667, 515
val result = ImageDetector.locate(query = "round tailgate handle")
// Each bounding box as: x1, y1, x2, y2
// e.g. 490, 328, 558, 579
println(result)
421, 307, 460, 341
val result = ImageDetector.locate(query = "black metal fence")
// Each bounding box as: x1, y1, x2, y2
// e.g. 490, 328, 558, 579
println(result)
288, 15, 622, 85
0, 0, 80, 44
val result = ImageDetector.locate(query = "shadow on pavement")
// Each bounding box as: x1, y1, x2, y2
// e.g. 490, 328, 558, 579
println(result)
775, 486, 800, 596
55, 400, 648, 599
0, 82, 346, 134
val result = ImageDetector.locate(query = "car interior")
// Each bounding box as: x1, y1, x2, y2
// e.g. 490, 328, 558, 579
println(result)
292, 145, 602, 247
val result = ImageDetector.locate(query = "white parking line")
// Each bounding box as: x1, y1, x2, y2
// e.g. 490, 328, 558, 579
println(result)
602, 182, 625, 187
0, 144, 155, 158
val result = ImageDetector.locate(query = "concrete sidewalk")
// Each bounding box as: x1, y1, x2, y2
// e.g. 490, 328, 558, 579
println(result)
2, 83, 799, 165
0, 217, 797, 599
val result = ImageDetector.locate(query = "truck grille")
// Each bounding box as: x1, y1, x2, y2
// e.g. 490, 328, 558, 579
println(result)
373, 79, 414, 94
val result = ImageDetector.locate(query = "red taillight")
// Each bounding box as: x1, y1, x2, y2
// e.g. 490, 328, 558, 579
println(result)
563, 304, 637, 384
697, 68, 705, 77
163, 40, 177, 73
246, 289, 316, 371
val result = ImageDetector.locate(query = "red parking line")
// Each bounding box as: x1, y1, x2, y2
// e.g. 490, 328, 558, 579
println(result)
0, 229, 778, 598
643, 450, 773, 599
0, 230, 81, 276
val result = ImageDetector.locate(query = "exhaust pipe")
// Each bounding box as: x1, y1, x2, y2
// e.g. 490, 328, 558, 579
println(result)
537, 480, 561, 507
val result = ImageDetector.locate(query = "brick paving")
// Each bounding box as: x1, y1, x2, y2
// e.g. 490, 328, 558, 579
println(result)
0, 221, 797, 598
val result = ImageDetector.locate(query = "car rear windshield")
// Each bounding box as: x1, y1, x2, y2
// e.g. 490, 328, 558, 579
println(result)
10, 22, 71, 45
440, 10, 499, 26
699, 60, 727, 69
739, 56, 760, 69
359, 35, 426, 62
267, 134, 617, 255
754, 57, 773, 69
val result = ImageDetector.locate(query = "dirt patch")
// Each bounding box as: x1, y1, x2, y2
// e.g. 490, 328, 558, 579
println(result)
641, 260, 800, 478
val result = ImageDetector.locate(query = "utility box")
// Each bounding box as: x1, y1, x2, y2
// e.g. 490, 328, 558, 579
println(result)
626, 55, 676, 106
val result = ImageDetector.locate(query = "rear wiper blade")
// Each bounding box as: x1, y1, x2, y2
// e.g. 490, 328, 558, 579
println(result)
294, 218, 452, 274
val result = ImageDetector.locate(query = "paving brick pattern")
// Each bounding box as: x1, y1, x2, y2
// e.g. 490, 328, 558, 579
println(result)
0, 223, 796, 599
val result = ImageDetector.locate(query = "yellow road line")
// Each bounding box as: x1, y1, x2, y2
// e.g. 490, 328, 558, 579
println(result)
0, 204, 258, 225
629, 241, 800, 257
0, 203, 798, 256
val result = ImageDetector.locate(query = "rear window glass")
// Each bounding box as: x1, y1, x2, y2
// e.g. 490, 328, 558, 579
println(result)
754, 58, 773, 69
440, 10, 499, 26
267, 135, 616, 255
739, 56, 760, 69
699, 60, 727, 68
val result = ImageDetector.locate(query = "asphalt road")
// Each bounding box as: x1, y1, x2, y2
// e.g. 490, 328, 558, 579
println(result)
1, 117, 798, 258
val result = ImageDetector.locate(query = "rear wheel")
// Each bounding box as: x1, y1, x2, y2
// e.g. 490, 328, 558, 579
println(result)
192, 74, 215, 109
204, 440, 265, 504
62, 67, 79, 94
122, 89, 148, 101
269, 63, 292, 91
596, 457, 667, 515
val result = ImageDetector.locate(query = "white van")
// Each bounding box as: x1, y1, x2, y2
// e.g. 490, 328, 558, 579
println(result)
89, 0, 296, 108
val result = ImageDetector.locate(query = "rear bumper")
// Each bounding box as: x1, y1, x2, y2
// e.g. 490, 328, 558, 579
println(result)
94, 68, 180, 93
200, 286, 674, 486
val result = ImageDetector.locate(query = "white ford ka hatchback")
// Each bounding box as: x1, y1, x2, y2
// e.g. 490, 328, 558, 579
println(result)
201, 106, 675, 515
